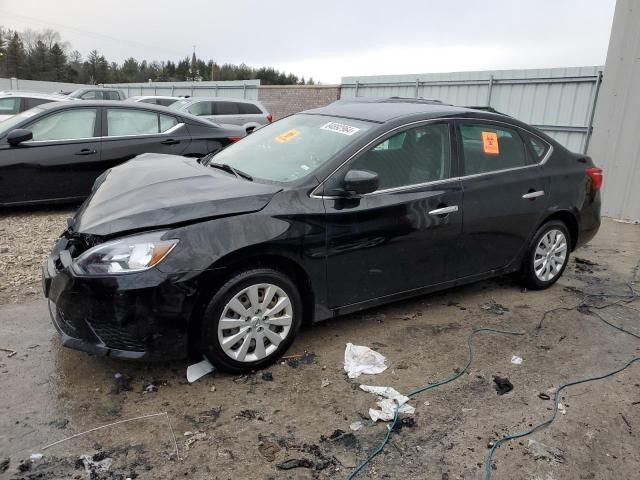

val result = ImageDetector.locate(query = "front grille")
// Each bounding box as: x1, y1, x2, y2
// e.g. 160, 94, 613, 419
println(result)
88, 322, 146, 352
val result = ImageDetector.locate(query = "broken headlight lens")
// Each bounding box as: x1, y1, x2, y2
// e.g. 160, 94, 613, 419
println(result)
72, 231, 178, 275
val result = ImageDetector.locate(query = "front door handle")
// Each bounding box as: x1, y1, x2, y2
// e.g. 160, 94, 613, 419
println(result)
161, 139, 180, 145
74, 148, 97, 156
522, 190, 545, 199
428, 205, 459, 216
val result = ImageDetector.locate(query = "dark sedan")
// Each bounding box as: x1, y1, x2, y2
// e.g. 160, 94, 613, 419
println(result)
0, 101, 242, 206
43, 99, 602, 372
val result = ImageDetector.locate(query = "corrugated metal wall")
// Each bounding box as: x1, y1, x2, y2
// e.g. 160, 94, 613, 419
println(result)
105, 80, 260, 100
587, 0, 640, 222
342, 67, 604, 153
0, 77, 91, 93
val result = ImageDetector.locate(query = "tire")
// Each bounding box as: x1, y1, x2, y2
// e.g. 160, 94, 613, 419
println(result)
520, 220, 571, 290
199, 268, 303, 373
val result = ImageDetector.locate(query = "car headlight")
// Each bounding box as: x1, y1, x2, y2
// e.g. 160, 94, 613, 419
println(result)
72, 231, 178, 275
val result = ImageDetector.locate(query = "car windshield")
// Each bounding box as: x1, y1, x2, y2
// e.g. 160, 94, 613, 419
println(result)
0, 107, 44, 136
209, 114, 374, 183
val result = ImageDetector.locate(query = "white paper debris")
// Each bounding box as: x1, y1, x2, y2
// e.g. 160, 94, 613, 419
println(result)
30, 453, 43, 461
350, 421, 363, 431
186, 358, 215, 383
369, 400, 415, 422
558, 403, 567, 415
423, 401, 431, 407
511, 355, 523, 365
344, 343, 387, 378
360, 385, 415, 422
80, 454, 113, 474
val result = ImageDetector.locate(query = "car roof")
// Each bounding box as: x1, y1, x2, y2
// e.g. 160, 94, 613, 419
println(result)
129, 95, 180, 100
179, 97, 260, 104
0, 90, 69, 100
303, 100, 474, 123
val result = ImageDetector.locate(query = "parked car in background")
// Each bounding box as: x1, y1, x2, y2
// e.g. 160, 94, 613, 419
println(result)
67, 87, 127, 100
42, 99, 601, 372
0, 91, 72, 122
169, 97, 272, 134
126, 95, 182, 107
0, 100, 243, 206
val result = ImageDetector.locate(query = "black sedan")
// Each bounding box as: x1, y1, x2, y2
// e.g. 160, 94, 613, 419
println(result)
0, 101, 242, 206
42, 99, 602, 372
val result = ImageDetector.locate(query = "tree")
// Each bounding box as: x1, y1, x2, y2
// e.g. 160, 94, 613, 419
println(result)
49, 43, 67, 81
5, 32, 26, 78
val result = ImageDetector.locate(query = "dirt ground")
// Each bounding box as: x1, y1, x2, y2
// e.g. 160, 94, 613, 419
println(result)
0, 213, 639, 480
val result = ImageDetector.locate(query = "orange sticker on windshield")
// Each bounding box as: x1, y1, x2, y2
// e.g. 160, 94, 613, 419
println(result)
275, 129, 300, 143
481, 131, 499, 155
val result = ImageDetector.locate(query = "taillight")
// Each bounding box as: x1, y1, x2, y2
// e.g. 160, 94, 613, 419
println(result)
228, 136, 241, 142
586, 167, 603, 190
267, 114, 273, 123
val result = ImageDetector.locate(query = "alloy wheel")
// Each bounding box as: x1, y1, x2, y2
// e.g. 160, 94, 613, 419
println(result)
217, 283, 293, 362
533, 229, 568, 282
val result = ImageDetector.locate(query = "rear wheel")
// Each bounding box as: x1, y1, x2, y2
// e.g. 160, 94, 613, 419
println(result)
199, 268, 302, 373
520, 220, 571, 290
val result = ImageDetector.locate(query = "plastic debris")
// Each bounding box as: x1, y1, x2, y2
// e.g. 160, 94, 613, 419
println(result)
558, 403, 567, 415
511, 355, 523, 365
344, 343, 388, 378
527, 439, 566, 464
493, 376, 514, 395
80, 454, 113, 476
349, 421, 363, 431
186, 358, 215, 383
29, 453, 43, 462
184, 432, 206, 451
360, 385, 415, 422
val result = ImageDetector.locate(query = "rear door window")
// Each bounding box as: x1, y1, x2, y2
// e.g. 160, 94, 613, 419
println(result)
104, 91, 121, 100
459, 123, 531, 175
107, 109, 160, 136
187, 101, 213, 116
213, 101, 239, 115
0, 97, 20, 115
29, 109, 97, 141
237, 102, 262, 114
80, 90, 102, 100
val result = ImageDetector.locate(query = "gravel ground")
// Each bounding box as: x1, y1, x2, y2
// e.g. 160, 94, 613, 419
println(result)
0, 207, 75, 304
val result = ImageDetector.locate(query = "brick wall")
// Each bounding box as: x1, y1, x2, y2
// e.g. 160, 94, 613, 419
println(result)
257, 85, 340, 120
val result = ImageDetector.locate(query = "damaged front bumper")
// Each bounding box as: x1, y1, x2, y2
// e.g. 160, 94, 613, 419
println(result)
42, 237, 198, 361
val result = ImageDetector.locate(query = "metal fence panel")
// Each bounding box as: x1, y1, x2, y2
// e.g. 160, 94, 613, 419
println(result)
105, 80, 260, 100
341, 66, 604, 153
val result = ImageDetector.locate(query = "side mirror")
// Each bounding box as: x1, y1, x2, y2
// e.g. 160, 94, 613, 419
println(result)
343, 169, 379, 196
7, 129, 33, 146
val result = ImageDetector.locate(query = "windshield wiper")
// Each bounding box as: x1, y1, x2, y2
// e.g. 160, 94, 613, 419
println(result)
209, 162, 253, 181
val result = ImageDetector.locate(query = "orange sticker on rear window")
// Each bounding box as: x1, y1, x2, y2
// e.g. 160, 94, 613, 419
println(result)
481, 131, 500, 155
275, 129, 300, 143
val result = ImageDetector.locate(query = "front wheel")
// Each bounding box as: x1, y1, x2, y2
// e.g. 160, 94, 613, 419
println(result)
520, 220, 571, 290
199, 268, 303, 373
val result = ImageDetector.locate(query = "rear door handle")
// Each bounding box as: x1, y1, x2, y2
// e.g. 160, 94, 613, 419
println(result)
161, 139, 180, 145
428, 205, 459, 216
74, 148, 97, 156
522, 190, 545, 199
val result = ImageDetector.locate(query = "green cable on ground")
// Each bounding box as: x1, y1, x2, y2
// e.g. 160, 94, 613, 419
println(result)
484, 305, 640, 479
346, 328, 525, 480
484, 356, 640, 480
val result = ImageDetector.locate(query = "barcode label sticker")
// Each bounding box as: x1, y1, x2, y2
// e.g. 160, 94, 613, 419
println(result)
320, 122, 361, 136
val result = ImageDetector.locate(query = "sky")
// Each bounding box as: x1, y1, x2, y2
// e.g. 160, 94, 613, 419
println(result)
0, 0, 616, 83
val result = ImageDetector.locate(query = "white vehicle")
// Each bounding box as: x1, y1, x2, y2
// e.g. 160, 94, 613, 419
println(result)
0, 91, 71, 122
168, 97, 272, 134
126, 95, 182, 107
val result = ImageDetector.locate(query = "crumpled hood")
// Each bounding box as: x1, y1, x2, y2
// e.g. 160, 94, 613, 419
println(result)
73, 153, 281, 236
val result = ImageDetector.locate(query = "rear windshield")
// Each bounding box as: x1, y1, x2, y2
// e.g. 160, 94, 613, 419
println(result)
209, 114, 374, 183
